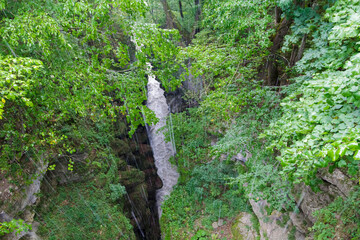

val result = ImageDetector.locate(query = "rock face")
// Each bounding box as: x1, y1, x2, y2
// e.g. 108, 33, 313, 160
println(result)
241, 167, 357, 240
293, 169, 355, 226
249, 199, 289, 240
289, 211, 310, 238
293, 184, 333, 224
49, 153, 88, 185
231, 213, 259, 240
113, 124, 163, 240
318, 168, 354, 197
1, 116, 162, 239
0, 157, 48, 240
146, 74, 179, 217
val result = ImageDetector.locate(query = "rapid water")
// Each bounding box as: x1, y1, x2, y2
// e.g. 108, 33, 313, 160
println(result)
146, 72, 179, 218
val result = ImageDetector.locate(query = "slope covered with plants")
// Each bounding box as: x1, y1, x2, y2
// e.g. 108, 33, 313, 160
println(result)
159, 0, 360, 239
1, 0, 360, 239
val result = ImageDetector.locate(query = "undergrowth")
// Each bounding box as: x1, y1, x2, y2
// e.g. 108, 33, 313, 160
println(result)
36, 182, 134, 240
311, 187, 360, 239
161, 161, 250, 239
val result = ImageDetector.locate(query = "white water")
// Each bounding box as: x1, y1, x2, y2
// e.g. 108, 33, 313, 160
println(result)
146, 72, 179, 217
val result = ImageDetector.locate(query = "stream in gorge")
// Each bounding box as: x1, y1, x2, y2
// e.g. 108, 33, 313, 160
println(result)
146, 69, 180, 218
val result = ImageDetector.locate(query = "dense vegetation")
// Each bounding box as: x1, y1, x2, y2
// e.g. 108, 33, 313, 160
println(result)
1, 0, 360, 239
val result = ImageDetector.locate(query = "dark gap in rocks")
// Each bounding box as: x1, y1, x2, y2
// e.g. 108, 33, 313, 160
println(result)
121, 125, 162, 240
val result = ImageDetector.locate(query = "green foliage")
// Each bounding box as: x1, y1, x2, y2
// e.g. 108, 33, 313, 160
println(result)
37, 182, 134, 240
0, 0, 184, 181
214, 109, 295, 212
203, 0, 275, 46
146, 0, 198, 32
131, 23, 183, 92
179, 0, 276, 126
266, 0, 360, 184
310, 187, 360, 239
161, 161, 250, 239
0, 218, 31, 236
0, 56, 42, 118
191, 229, 209, 240
160, 1, 294, 238
109, 183, 126, 202
167, 108, 211, 181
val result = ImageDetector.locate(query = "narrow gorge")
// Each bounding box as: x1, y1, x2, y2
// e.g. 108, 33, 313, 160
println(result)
1, 0, 360, 239
146, 71, 179, 218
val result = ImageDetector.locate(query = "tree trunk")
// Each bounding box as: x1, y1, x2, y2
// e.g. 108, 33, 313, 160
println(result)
179, 0, 184, 18
193, 0, 201, 36
275, 6, 281, 24
160, 0, 191, 45
267, 18, 292, 86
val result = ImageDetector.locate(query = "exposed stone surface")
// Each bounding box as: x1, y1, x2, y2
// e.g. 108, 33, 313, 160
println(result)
116, 125, 162, 240
289, 211, 311, 236
294, 183, 333, 224
23, 210, 35, 223
249, 198, 289, 240
212, 219, 224, 229
218, 218, 224, 227
295, 231, 306, 240
0, 157, 48, 215
212, 221, 219, 229
0, 177, 17, 206
0, 211, 12, 222
1, 156, 48, 240
231, 212, 259, 240
19, 159, 48, 212
318, 168, 354, 197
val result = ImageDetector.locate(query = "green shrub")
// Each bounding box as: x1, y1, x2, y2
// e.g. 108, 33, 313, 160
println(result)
311, 187, 360, 239
0, 219, 31, 236
36, 183, 134, 240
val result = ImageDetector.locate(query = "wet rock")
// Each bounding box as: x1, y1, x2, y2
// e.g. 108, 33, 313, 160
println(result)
118, 126, 162, 239
231, 212, 258, 240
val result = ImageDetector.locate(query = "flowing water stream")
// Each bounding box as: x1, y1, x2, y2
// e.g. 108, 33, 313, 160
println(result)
146, 70, 179, 218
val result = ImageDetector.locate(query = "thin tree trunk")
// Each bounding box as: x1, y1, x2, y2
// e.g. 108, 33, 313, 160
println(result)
193, 0, 201, 35
267, 18, 292, 85
275, 6, 281, 24
179, 0, 184, 18
296, 34, 307, 62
